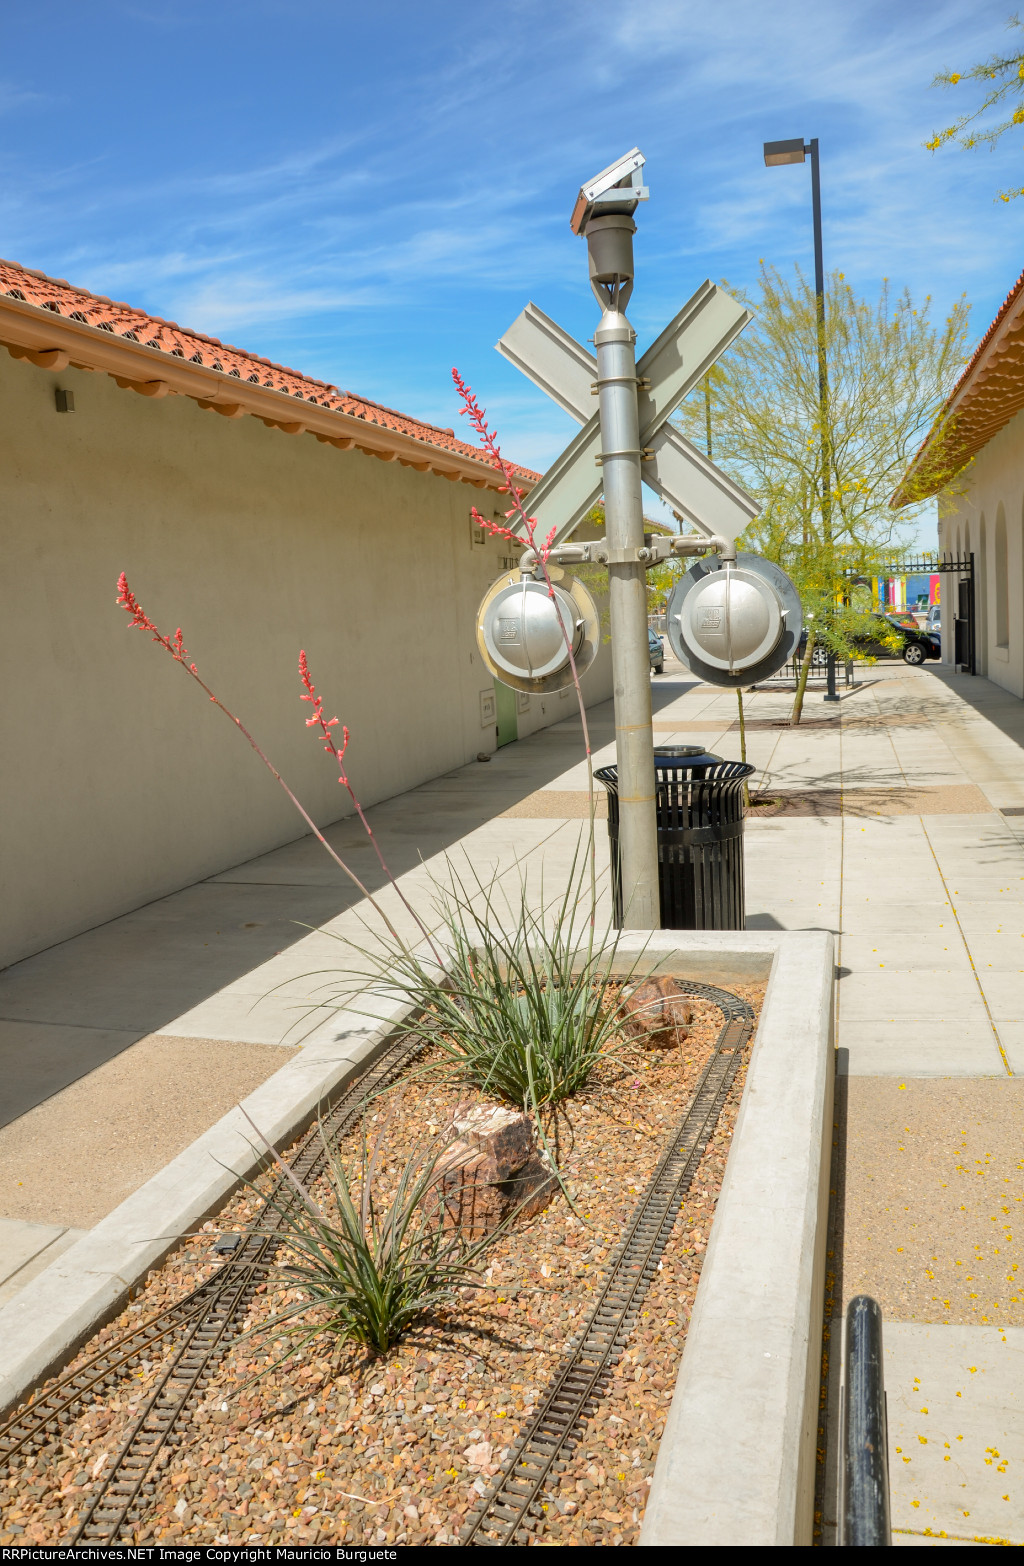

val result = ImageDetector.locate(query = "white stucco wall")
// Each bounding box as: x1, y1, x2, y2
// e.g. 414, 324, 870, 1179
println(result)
937, 405, 1024, 699
0, 352, 611, 968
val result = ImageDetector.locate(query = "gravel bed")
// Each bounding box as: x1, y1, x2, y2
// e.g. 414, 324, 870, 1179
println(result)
1, 982, 763, 1547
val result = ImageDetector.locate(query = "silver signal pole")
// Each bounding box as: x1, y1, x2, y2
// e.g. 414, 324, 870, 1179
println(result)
573, 156, 659, 929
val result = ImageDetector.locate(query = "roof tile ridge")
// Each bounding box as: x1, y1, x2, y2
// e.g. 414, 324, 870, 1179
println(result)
0, 256, 345, 392
336, 391, 507, 461
334, 393, 540, 473
0, 258, 73, 287
0, 254, 540, 477
950, 264, 1024, 403
340, 388, 458, 436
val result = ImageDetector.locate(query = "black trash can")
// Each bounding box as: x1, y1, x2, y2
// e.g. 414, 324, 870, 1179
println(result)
596, 745, 755, 930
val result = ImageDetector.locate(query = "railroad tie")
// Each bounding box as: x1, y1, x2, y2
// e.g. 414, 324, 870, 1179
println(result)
0, 1028, 430, 1541
461, 983, 752, 1546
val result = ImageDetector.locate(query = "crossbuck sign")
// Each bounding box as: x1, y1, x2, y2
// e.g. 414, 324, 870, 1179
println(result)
497, 282, 759, 544
476, 151, 782, 934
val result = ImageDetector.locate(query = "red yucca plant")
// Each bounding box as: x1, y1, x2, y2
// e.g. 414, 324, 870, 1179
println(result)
114, 573, 438, 957
115, 387, 633, 1354
452, 371, 598, 919
236, 1103, 505, 1359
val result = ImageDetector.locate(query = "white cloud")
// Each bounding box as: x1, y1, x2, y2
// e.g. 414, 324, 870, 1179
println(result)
2, 0, 1022, 471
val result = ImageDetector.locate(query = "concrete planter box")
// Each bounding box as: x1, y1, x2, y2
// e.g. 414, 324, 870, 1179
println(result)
629, 931, 834, 1548
0, 930, 833, 1550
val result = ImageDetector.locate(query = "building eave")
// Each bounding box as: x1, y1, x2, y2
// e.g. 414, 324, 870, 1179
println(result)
0, 292, 522, 491
893, 266, 1024, 509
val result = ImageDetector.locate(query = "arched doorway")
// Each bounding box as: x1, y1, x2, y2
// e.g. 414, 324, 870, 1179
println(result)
978, 517, 989, 676
996, 504, 1009, 649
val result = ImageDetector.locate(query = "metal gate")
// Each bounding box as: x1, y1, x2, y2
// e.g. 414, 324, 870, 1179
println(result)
850, 553, 976, 676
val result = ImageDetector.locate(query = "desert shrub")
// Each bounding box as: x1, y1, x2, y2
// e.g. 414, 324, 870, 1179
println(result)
348, 862, 645, 1112
242, 1109, 502, 1357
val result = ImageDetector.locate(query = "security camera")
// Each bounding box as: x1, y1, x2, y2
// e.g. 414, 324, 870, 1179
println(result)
570, 148, 648, 235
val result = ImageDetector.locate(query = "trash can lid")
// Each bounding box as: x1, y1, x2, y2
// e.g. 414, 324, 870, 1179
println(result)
653, 744, 723, 769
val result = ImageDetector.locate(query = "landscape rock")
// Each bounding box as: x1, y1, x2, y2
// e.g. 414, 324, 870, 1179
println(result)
619, 977, 694, 1050
430, 1102, 556, 1238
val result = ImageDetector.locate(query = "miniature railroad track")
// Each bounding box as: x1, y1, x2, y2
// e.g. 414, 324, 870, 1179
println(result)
0, 1026, 429, 1536
70, 1027, 431, 1544
2, 980, 752, 1548
461, 981, 753, 1547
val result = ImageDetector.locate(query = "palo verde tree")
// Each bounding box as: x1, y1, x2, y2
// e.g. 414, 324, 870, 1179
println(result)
673, 264, 970, 722
927, 14, 1024, 201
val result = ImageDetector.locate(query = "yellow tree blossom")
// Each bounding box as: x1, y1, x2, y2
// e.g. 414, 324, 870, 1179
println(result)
927, 15, 1024, 199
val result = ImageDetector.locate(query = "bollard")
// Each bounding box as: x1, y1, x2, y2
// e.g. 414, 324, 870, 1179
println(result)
840, 1294, 891, 1546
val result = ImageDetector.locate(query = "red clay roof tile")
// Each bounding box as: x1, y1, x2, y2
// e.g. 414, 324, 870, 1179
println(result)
0, 257, 538, 477
894, 263, 1024, 504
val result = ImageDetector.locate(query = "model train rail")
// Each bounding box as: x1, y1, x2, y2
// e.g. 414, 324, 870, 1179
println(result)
70, 1026, 432, 1545
460, 981, 753, 1547
0, 1028, 429, 1506
1, 980, 754, 1548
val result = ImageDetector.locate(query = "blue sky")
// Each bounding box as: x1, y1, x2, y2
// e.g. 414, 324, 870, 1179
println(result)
2, 0, 1020, 495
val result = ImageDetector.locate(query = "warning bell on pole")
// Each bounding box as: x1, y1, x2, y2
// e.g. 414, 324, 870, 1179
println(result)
665, 551, 802, 687
476, 569, 601, 694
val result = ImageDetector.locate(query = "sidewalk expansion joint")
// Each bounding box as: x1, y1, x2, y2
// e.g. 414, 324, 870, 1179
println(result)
883, 698, 1013, 1078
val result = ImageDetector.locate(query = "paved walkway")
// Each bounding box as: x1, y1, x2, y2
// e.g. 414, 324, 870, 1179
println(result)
644, 658, 1024, 1547
2, 654, 1024, 1543
0, 697, 624, 1300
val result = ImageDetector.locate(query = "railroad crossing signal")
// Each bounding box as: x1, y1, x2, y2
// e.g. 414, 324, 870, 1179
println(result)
496, 283, 759, 546
664, 550, 803, 687
477, 149, 773, 933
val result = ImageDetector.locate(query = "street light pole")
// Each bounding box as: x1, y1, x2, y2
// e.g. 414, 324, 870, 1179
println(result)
764, 136, 840, 703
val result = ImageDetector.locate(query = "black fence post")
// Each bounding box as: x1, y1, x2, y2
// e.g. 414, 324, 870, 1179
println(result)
825, 650, 840, 702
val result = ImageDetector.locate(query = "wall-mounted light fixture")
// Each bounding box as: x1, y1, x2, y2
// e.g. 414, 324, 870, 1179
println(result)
55, 389, 75, 413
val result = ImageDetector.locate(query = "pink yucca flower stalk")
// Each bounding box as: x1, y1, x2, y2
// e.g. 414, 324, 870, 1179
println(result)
297, 649, 435, 947
451, 370, 598, 920
116, 572, 436, 954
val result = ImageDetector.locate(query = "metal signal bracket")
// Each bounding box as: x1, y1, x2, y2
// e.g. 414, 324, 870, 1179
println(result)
517, 531, 735, 577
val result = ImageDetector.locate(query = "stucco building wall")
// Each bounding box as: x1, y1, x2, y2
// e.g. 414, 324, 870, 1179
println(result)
1, 353, 611, 969
937, 406, 1024, 700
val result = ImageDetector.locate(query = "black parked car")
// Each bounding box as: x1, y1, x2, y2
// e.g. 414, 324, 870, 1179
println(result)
649, 628, 665, 674
857, 612, 940, 666
797, 612, 940, 667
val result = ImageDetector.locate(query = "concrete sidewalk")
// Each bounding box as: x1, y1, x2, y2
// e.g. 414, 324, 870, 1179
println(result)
2, 655, 1023, 1544
0, 686, 633, 1299
669, 660, 1024, 1546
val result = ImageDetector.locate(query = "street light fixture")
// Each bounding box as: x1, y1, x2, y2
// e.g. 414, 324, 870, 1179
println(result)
762, 135, 840, 703
762, 138, 806, 167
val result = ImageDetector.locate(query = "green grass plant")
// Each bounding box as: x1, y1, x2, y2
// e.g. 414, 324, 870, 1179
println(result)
345, 858, 644, 1113
240, 1105, 503, 1359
